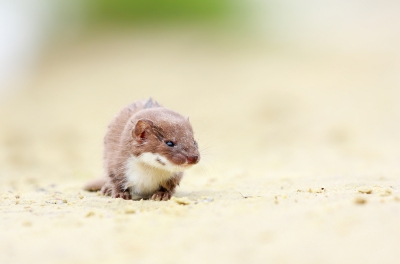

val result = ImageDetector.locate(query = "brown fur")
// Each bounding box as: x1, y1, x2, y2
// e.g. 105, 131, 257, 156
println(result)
84, 98, 199, 200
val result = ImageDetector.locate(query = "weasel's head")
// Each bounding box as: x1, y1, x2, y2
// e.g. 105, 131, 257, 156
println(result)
131, 108, 200, 172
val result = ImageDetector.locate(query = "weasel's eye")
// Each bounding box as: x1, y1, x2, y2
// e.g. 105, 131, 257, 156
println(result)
165, 141, 175, 147
194, 141, 198, 148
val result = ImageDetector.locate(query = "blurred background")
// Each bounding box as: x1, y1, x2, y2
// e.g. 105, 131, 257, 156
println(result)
1, 0, 400, 185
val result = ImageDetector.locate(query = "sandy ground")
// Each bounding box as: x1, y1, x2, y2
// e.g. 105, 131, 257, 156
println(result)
1, 31, 400, 263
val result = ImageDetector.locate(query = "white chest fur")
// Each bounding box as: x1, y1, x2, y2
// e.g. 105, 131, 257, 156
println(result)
124, 153, 178, 198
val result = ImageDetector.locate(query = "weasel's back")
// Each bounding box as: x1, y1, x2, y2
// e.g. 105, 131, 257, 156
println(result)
104, 99, 161, 161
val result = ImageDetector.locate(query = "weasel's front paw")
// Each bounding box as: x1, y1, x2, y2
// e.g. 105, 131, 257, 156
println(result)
151, 191, 172, 201
100, 184, 112, 196
113, 190, 132, 200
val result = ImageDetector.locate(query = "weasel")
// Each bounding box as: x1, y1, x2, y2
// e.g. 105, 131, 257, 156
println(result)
84, 98, 200, 201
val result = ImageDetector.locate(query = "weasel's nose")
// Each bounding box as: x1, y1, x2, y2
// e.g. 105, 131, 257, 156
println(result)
187, 155, 199, 164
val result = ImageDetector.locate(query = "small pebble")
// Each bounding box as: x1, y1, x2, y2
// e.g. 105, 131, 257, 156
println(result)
354, 197, 367, 205
357, 187, 373, 194
124, 206, 136, 214
85, 211, 95, 217
172, 197, 191, 205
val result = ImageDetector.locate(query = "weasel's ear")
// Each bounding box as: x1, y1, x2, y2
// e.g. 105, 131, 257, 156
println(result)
133, 119, 154, 140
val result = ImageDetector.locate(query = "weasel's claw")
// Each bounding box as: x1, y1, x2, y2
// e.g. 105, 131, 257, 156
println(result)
151, 191, 172, 201
113, 191, 132, 200
101, 185, 112, 196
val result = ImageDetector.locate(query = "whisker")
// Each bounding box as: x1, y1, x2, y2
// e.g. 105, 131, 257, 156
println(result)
199, 162, 212, 177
